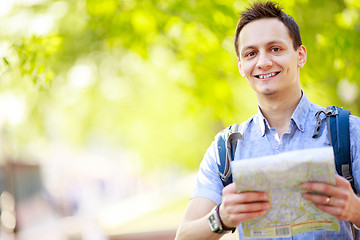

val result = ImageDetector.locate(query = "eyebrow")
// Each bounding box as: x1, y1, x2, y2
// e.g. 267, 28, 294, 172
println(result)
240, 40, 287, 55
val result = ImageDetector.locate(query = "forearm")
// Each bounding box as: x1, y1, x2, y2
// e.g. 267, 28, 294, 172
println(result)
351, 195, 360, 228
175, 214, 224, 240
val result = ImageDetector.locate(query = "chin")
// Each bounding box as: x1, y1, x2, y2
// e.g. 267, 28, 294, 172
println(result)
261, 89, 278, 96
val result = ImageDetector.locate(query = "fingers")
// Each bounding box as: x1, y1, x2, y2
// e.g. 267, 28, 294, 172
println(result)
223, 183, 270, 203
221, 201, 270, 227
301, 175, 352, 198
302, 193, 346, 218
301, 175, 358, 221
224, 196, 271, 212
224, 191, 270, 205
334, 174, 352, 187
301, 175, 350, 208
222, 182, 237, 194
221, 184, 271, 227
302, 192, 344, 207
223, 208, 270, 226
223, 186, 270, 211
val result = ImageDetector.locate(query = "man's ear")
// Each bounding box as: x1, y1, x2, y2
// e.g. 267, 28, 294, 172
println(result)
237, 58, 245, 78
297, 45, 307, 68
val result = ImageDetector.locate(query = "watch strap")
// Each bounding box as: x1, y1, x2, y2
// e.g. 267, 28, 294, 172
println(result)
215, 204, 236, 233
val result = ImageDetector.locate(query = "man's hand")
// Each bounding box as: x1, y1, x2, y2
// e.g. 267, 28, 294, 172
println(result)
301, 174, 360, 227
175, 184, 271, 240
219, 183, 271, 228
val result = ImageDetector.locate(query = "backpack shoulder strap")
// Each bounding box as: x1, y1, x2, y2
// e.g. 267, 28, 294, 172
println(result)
326, 106, 356, 192
215, 124, 244, 187
313, 106, 356, 194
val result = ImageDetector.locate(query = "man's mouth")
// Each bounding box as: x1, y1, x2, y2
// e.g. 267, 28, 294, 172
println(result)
255, 72, 280, 79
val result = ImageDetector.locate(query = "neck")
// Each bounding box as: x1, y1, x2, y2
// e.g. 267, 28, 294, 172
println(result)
257, 89, 302, 137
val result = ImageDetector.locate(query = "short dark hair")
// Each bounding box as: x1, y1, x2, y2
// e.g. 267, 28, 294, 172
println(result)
234, 1, 302, 58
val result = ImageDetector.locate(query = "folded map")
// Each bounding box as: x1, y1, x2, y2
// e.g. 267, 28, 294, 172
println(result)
231, 147, 339, 238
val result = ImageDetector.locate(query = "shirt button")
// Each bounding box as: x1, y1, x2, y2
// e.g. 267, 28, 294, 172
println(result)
300, 125, 304, 131
276, 145, 280, 150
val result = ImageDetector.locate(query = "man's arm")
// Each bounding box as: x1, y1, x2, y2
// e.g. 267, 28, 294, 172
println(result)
175, 197, 219, 240
175, 183, 271, 240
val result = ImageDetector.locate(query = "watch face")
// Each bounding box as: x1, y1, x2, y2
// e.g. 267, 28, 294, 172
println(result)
208, 205, 235, 234
208, 208, 223, 233
209, 214, 220, 231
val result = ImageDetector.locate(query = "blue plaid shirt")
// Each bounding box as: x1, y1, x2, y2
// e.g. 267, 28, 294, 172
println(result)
192, 93, 360, 239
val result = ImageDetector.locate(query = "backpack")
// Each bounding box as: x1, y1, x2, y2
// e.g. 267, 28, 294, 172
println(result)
215, 105, 357, 195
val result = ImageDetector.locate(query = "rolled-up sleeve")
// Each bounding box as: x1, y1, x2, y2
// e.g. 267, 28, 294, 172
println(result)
191, 141, 224, 205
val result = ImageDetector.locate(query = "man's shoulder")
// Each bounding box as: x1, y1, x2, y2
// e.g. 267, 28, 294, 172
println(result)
238, 114, 257, 133
217, 114, 257, 136
350, 114, 360, 134
307, 100, 326, 113
350, 113, 360, 122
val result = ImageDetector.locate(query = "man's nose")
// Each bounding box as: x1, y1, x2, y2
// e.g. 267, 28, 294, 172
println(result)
256, 51, 272, 69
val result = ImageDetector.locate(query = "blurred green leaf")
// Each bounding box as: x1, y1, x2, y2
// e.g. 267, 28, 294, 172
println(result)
0, 0, 359, 170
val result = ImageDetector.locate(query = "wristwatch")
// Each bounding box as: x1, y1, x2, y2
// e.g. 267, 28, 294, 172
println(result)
208, 204, 236, 234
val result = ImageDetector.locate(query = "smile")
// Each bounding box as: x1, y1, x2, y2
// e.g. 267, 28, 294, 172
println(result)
256, 72, 280, 79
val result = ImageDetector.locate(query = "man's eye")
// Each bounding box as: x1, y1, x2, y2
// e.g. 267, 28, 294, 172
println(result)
271, 47, 280, 52
245, 52, 255, 57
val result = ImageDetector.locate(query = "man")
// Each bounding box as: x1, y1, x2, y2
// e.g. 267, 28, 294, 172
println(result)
175, 1, 360, 240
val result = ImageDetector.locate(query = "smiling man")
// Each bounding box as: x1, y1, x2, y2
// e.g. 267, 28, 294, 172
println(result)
175, 1, 360, 240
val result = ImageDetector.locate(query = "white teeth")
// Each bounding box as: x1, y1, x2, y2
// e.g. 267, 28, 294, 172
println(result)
258, 72, 277, 79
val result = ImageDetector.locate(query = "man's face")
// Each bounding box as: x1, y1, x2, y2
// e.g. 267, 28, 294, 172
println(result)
237, 18, 306, 97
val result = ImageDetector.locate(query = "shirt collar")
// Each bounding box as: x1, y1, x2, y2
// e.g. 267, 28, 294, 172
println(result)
256, 91, 310, 137
256, 106, 270, 137
291, 91, 310, 133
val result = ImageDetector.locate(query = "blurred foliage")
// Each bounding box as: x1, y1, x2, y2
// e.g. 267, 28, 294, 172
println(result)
0, 0, 359, 170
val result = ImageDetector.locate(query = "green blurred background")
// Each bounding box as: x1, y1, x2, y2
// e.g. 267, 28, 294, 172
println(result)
0, 0, 359, 239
